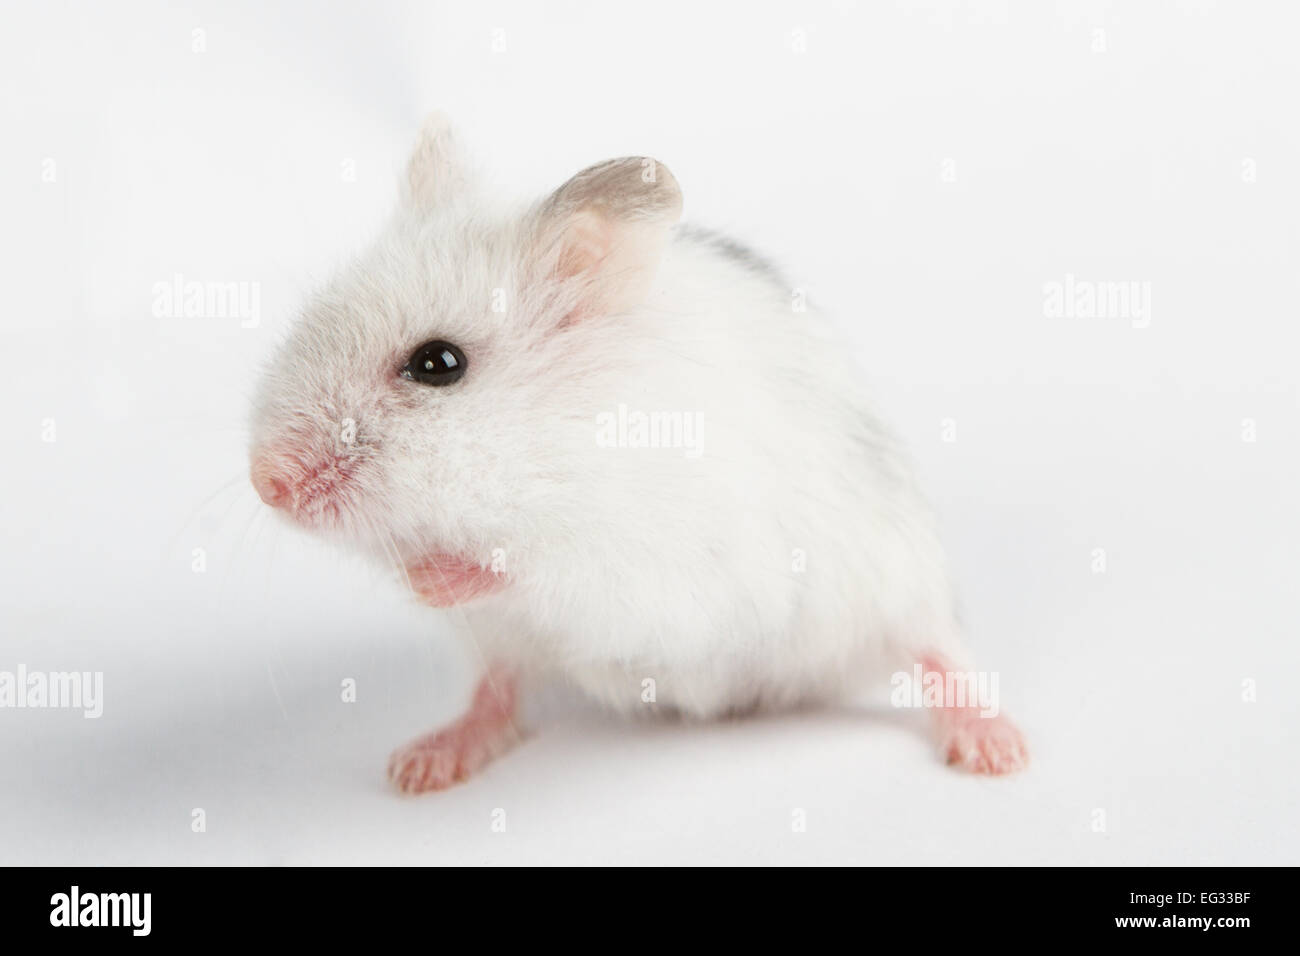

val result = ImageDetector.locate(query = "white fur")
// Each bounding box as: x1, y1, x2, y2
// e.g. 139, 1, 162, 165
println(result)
251, 119, 972, 720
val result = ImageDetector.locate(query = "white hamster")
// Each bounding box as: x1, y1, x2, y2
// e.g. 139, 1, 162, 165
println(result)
250, 114, 1028, 793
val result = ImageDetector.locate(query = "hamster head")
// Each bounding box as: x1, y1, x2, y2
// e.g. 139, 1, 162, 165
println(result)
249, 114, 683, 605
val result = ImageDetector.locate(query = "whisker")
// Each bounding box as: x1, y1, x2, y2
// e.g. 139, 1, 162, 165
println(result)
166, 473, 247, 554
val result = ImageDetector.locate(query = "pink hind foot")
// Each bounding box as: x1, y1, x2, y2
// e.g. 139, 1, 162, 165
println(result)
920, 654, 1029, 775
388, 670, 519, 794
935, 708, 1029, 774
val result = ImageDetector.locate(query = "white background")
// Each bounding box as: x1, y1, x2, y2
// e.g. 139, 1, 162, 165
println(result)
1, 0, 1296, 864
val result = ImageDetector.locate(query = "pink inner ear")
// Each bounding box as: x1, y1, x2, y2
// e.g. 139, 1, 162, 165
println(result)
556, 211, 612, 279
547, 201, 677, 325
553, 213, 614, 326
553, 210, 639, 327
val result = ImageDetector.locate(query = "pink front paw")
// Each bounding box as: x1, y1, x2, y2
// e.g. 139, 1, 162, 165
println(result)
387, 725, 516, 793
388, 670, 519, 794
939, 712, 1029, 775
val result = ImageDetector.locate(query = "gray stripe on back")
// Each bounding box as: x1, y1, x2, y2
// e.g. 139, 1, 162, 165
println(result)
676, 224, 789, 289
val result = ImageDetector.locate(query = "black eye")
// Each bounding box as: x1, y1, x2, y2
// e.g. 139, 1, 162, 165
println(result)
401, 340, 467, 386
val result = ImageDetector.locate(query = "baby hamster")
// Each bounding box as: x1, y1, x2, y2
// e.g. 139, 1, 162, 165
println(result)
249, 114, 1028, 792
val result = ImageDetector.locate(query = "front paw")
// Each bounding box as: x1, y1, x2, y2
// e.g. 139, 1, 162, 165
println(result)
388, 735, 469, 794
388, 671, 520, 794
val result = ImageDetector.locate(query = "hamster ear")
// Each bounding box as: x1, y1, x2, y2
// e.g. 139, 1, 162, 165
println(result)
405, 112, 468, 209
531, 157, 683, 320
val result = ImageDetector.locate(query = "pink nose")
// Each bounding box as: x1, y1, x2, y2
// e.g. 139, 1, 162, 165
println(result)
250, 458, 292, 508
